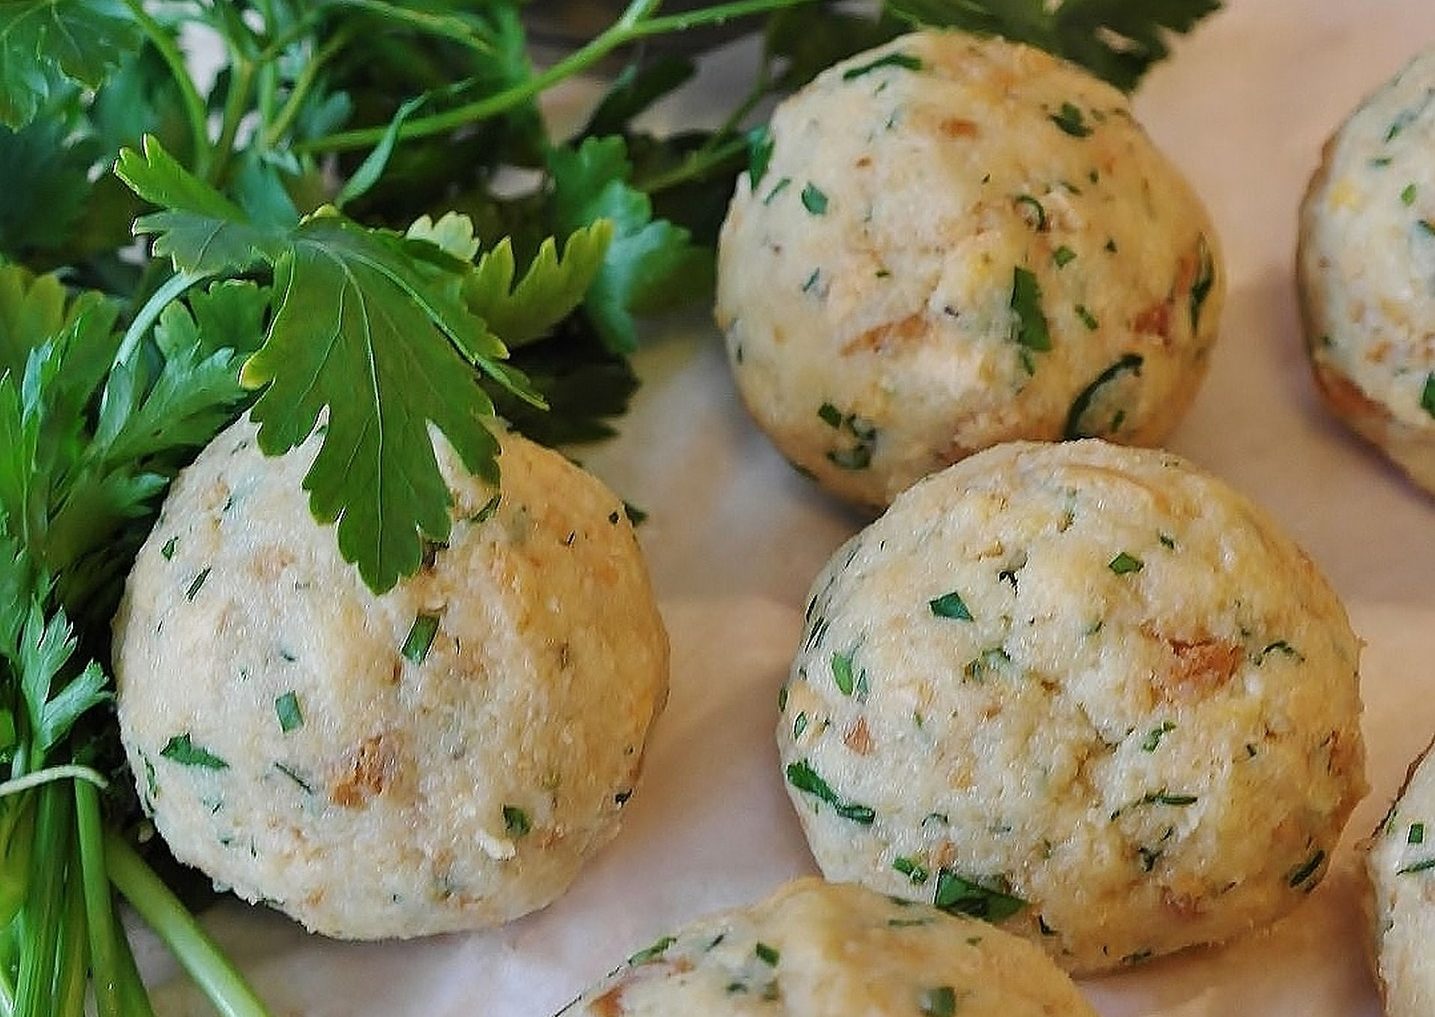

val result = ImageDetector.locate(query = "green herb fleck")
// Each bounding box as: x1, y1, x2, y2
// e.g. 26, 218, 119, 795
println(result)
1158, 533, 1176, 549
793, 712, 808, 739
1146, 790, 1197, 806
1075, 304, 1099, 330
274, 763, 312, 793
785, 759, 875, 825
1190, 234, 1215, 330
1289, 850, 1326, 887
1402, 183, 1418, 206
764, 177, 792, 205
623, 502, 648, 526
161, 537, 178, 560
1105, 237, 1118, 253
470, 494, 501, 524
920, 986, 957, 1017
1064, 353, 1143, 439
401, 613, 441, 664
842, 52, 923, 80
1399, 858, 1435, 875
629, 936, 676, 965
1108, 551, 1143, 575
185, 568, 211, 601
1141, 721, 1175, 752
1410, 822, 1425, 845
1053, 246, 1076, 268
275, 691, 303, 733
503, 805, 531, 838
929, 591, 973, 621
818, 403, 843, 428
1050, 102, 1092, 137
801, 183, 829, 215
831, 650, 857, 696
755, 942, 780, 965
1010, 267, 1051, 352
160, 733, 228, 770
1014, 195, 1047, 231
1421, 373, 1435, 420
748, 125, 774, 187
894, 856, 930, 884
801, 268, 822, 294
933, 870, 1027, 921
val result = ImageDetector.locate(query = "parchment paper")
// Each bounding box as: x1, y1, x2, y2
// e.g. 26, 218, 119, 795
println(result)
140, 1, 1435, 1012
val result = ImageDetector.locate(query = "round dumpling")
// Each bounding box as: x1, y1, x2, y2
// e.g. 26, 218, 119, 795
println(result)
777, 440, 1365, 973
561, 878, 1098, 1016
716, 31, 1223, 509
1366, 740, 1435, 1017
113, 418, 669, 939
1298, 48, 1435, 494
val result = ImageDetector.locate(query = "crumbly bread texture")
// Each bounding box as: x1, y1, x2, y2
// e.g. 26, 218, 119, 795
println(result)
1366, 740, 1435, 1017
1298, 47, 1435, 493
717, 31, 1223, 509
562, 878, 1098, 1016
778, 440, 1365, 973
114, 418, 669, 939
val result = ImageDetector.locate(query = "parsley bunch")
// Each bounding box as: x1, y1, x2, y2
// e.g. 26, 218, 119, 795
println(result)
0, 1, 1218, 1014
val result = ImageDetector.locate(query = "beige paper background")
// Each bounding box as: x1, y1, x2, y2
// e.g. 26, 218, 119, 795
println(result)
141, 1, 1435, 1012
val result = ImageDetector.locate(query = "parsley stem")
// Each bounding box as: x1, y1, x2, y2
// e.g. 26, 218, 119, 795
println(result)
637, 134, 747, 194
297, 0, 820, 154
105, 833, 270, 1017
262, 27, 356, 149
55, 870, 87, 1017
124, 0, 211, 177
333, 0, 499, 53
74, 783, 124, 1017
116, 269, 213, 367
210, 59, 257, 187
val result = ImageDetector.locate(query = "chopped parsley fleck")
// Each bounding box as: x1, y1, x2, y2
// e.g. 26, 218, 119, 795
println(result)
1053, 245, 1076, 268
1064, 353, 1143, 439
1145, 790, 1197, 806
1399, 858, 1435, 875
274, 691, 303, 733
1288, 850, 1326, 887
920, 986, 957, 1017
1108, 551, 1143, 575
1049, 102, 1092, 137
755, 942, 780, 965
763, 176, 792, 205
1141, 721, 1175, 752
842, 51, 922, 80
1387, 108, 1418, 142
1421, 373, 1435, 420
503, 805, 531, 838
1010, 267, 1051, 352
824, 409, 878, 470
929, 591, 973, 621
274, 763, 312, 793
933, 870, 1027, 921
818, 402, 843, 428
793, 712, 808, 739
801, 183, 829, 215
831, 650, 857, 696
400, 612, 441, 664
1402, 183, 1418, 206
963, 647, 1011, 682
748, 124, 774, 187
1138, 846, 1163, 871
628, 936, 676, 965
1410, 822, 1425, 845
160, 537, 178, 560
469, 494, 501, 524
1014, 195, 1047, 231
1158, 533, 1176, 549
623, 502, 647, 526
185, 568, 211, 601
1075, 304, 1099, 330
785, 759, 875, 824
1258, 640, 1302, 664
801, 267, 822, 294
160, 733, 228, 770
1190, 234, 1215, 330
894, 856, 930, 884
1105, 237, 1118, 253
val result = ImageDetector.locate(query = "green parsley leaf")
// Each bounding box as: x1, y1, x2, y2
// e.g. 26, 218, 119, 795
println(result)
933, 870, 1028, 921
160, 732, 228, 770
464, 222, 613, 348
0, 0, 142, 128
503, 805, 530, 838
748, 124, 775, 187
831, 650, 857, 696
785, 759, 876, 825
275, 691, 303, 734
1108, 551, 1143, 574
929, 591, 973, 621
1010, 267, 1051, 352
801, 182, 829, 215
841, 52, 923, 80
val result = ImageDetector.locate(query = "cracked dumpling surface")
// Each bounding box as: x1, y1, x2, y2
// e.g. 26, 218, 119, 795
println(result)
113, 417, 668, 939
562, 879, 1098, 1016
777, 440, 1365, 973
1299, 47, 1435, 493
1366, 740, 1435, 1017
716, 30, 1223, 509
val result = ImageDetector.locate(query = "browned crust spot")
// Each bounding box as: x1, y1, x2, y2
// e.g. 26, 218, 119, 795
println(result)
940, 117, 979, 138
844, 716, 874, 756
841, 312, 928, 355
1143, 626, 1243, 702
331, 734, 399, 809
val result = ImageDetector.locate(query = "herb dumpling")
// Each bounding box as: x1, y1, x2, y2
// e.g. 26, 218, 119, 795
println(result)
716, 31, 1223, 510
113, 417, 669, 939
1298, 49, 1435, 494
1366, 740, 1435, 1017
777, 440, 1365, 974
562, 878, 1098, 1016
